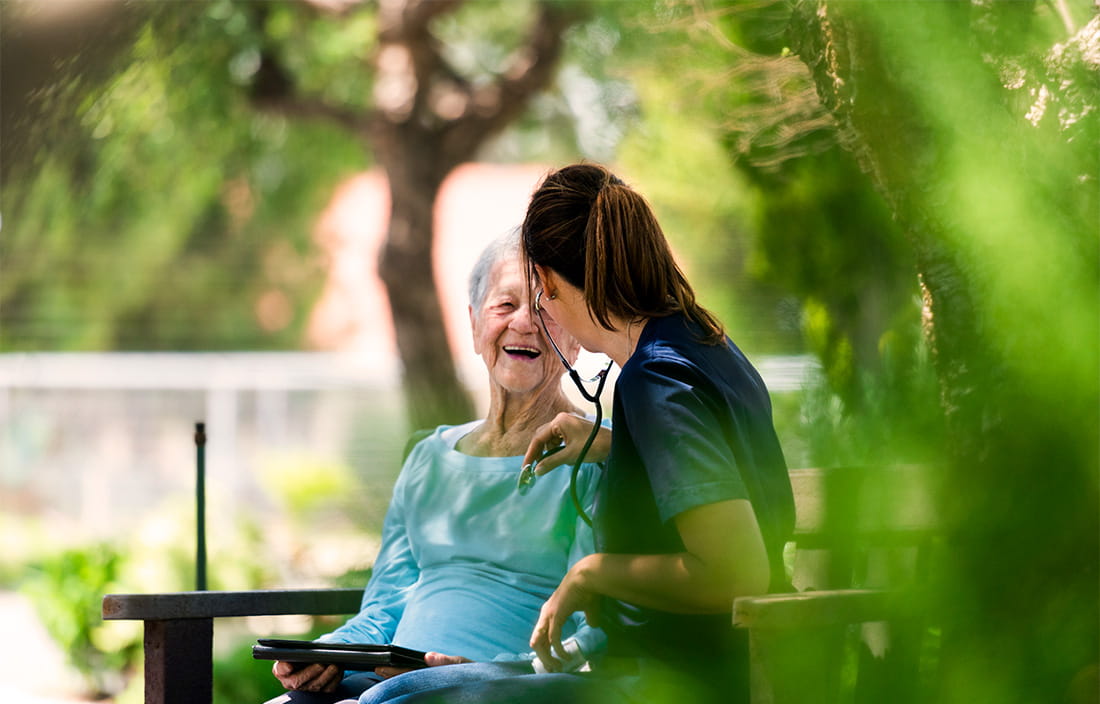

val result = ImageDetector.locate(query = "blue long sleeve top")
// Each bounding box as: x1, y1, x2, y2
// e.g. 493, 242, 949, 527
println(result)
321, 421, 606, 662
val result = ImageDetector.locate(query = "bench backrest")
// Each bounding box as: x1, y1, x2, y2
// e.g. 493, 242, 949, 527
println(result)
787, 465, 937, 591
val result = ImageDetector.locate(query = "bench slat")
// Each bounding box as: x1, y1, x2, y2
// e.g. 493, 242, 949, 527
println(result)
791, 465, 936, 539
733, 588, 907, 630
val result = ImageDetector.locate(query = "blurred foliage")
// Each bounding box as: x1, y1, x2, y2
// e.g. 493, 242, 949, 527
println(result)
17, 495, 289, 699
2, 2, 363, 350
595, 4, 780, 354
614, 2, 1096, 697
332, 564, 373, 589
606, 1, 939, 468
123, 495, 276, 593
21, 542, 138, 698
255, 451, 387, 580
795, 342, 944, 468
0, 514, 56, 588
709, 2, 916, 387
258, 452, 359, 524
213, 639, 290, 704
617, 67, 789, 352
784, 1, 1098, 701
0, 0, 636, 353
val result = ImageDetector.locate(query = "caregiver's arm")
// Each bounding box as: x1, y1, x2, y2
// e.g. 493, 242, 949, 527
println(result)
531, 498, 768, 666
591, 498, 769, 611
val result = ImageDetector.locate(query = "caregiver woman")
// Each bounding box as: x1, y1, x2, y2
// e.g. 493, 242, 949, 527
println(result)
521, 163, 795, 704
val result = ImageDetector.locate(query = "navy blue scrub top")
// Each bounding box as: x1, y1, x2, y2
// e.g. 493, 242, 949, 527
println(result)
597, 312, 794, 699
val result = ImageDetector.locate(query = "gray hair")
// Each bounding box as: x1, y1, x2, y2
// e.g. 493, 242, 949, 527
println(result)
468, 227, 521, 315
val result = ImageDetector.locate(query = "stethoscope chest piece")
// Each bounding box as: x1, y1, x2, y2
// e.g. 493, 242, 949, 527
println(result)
516, 463, 538, 495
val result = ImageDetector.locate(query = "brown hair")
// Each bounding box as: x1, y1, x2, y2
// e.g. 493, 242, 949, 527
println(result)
522, 163, 724, 344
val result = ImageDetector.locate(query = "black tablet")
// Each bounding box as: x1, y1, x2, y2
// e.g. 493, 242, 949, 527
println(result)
252, 638, 428, 669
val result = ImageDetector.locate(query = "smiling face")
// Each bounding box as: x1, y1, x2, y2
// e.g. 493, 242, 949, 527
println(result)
471, 257, 578, 397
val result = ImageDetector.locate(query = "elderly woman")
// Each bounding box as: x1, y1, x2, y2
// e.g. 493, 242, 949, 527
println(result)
266, 229, 605, 704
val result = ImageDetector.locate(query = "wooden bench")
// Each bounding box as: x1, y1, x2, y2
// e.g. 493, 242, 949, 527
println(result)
103, 464, 936, 704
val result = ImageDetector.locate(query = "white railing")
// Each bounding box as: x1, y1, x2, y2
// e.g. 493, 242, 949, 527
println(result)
0, 352, 817, 544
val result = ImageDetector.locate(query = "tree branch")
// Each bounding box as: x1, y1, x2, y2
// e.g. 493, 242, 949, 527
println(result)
402, 0, 465, 30
373, 0, 472, 128
376, 0, 463, 43
441, 0, 585, 159
248, 50, 373, 135
245, 2, 374, 135
256, 93, 373, 136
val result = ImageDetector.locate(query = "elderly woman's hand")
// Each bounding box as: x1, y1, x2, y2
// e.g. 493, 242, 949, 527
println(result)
375, 651, 470, 679
272, 661, 343, 693
522, 412, 610, 477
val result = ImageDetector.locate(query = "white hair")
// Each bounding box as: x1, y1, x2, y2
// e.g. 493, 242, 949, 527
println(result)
468, 227, 521, 315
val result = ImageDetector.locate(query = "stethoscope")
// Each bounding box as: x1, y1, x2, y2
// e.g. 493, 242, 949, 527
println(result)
516, 289, 612, 527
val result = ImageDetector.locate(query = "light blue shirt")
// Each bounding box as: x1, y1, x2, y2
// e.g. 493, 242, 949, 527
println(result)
323, 421, 605, 662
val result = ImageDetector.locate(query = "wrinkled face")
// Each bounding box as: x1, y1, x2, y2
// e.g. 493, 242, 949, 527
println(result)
471, 257, 578, 395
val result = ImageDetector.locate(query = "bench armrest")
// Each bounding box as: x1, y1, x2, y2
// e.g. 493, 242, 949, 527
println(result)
734, 589, 925, 704
102, 588, 363, 621
101, 588, 363, 704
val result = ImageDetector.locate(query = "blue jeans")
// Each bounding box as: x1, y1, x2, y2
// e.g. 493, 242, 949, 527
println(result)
263, 671, 385, 704
265, 662, 627, 704
357, 662, 533, 703
358, 663, 626, 704
263, 663, 544, 704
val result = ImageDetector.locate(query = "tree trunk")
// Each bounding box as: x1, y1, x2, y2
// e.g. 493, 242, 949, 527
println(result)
362, 0, 581, 430
789, 2, 1099, 701
374, 130, 475, 429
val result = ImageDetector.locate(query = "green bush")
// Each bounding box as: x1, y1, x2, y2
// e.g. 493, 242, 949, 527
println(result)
19, 496, 280, 699
20, 514, 372, 702
21, 542, 141, 698
214, 635, 291, 704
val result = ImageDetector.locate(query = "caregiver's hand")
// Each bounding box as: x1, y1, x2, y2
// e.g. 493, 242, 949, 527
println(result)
522, 413, 610, 477
530, 555, 602, 673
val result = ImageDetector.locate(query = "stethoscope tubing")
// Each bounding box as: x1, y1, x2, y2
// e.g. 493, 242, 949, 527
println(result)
521, 289, 611, 527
